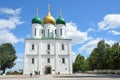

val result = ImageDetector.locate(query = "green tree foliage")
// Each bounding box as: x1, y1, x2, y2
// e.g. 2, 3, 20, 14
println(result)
0, 43, 17, 74
88, 40, 120, 70
110, 43, 120, 69
88, 40, 109, 70
81, 59, 89, 71
73, 54, 88, 72
88, 48, 98, 70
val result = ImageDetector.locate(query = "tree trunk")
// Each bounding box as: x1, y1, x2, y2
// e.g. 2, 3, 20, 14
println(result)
2, 68, 5, 74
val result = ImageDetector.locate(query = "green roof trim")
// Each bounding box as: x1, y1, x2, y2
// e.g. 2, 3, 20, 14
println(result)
32, 16, 42, 24
56, 16, 66, 25
25, 38, 72, 41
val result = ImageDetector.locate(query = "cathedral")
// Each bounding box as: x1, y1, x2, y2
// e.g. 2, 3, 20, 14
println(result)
23, 6, 72, 75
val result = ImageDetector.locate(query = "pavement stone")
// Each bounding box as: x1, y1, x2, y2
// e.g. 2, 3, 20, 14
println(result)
0, 73, 120, 80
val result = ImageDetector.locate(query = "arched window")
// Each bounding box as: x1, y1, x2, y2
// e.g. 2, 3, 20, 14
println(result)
47, 58, 50, 63
35, 28, 36, 36
32, 58, 34, 64
47, 44, 50, 50
48, 29, 49, 37
42, 29, 44, 34
62, 58, 65, 63
55, 29, 57, 36
55, 29, 56, 34
62, 44, 64, 50
32, 44, 34, 50
60, 28, 62, 36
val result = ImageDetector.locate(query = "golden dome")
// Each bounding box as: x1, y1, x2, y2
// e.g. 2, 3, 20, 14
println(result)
43, 5, 55, 24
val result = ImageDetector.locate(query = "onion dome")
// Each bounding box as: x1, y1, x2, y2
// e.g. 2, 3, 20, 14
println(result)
56, 9, 66, 25
32, 8, 42, 24
43, 5, 55, 24
56, 16, 66, 25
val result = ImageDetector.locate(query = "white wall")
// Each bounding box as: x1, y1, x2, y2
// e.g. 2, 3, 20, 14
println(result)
24, 39, 72, 75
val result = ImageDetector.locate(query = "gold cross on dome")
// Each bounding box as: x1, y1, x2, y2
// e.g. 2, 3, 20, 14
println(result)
60, 9, 62, 16
36, 8, 38, 16
48, 4, 50, 12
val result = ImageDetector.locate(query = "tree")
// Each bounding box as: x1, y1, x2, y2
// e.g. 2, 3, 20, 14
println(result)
110, 43, 120, 69
88, 40, 120, 70
73, 54, 85, 72
88, 48, 98, 70
81, 59, 89, 71
0, 43, 17, 74
88, 40, 110, 70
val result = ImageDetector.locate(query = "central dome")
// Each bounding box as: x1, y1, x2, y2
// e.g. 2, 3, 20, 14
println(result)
43, 11, 55, 24
43, 5, 55, 25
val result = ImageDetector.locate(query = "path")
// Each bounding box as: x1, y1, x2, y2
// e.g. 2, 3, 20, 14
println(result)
0, 73, 120, 80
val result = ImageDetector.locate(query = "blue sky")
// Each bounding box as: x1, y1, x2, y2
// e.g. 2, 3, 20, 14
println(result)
0, 0, 120, 71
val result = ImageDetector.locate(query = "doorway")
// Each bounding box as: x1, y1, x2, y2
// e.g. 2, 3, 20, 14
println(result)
45, 65, 51, 74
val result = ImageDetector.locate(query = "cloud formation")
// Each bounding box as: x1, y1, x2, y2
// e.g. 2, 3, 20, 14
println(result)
0, 8, 24, 44
98, 14, 120, 30
108, 30, 120, 35
0, 8, 21, 16
66, 22, 91, 44
79, 38, 115, 54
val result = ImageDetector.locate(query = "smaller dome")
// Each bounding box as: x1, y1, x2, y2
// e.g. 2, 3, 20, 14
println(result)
32, 8, 42, 24
32, 16, 42, 24
56, 16, 66, 25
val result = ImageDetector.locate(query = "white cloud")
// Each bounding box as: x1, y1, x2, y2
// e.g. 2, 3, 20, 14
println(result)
0, 30, 23, 44
72, 51, 78, 62
66, 22, 91, 44
79, 38, 101, 54
0, 8, 24, 44
105, 39, 115, 46
87, 28, 95, 32
98, 14, 120, 30
0, 16, 23, 29
108, 30, 120, 35
0, 8, 21, 15
79, 38, 115, 54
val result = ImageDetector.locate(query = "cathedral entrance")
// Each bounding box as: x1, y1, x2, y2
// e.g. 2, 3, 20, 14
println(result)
45, 65, 51, 74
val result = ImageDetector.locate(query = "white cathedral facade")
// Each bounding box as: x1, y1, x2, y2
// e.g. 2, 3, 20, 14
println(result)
23, 7, 72, 75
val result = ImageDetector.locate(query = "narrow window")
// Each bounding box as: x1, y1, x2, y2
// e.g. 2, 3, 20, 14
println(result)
35, 28, 36, 36
47, 58, 50, 63
55, 29, 57, 36
47, 44, 50, 50
60, 28, 62, 36
42, 29, 43, 34
48, 29, 49, 37
62, 44, 64, 50
55, 29, 56, 34
32, 44, 34, 50
62, 58, 65, 64
32, 58, 34, 64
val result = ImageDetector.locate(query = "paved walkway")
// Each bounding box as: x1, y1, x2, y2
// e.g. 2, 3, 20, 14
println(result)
0, 73, 120, 80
